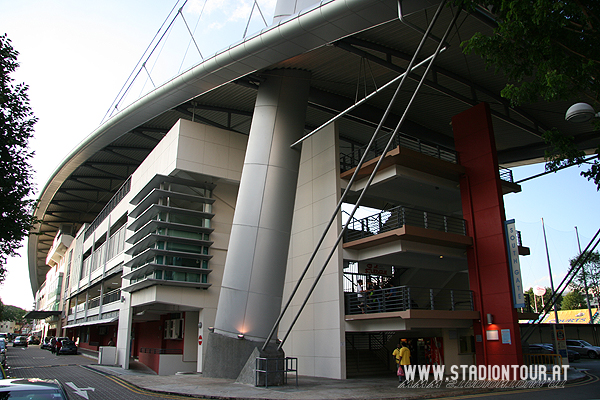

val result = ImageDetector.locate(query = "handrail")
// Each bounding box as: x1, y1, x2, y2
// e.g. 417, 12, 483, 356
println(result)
345, 285, 474, 315
255, 357, 298, 388
84, 177, 131, 241
344, 204, 466, 242
499, 167, 514, 183
340, 130, 458, 172
139, 348, 182, 354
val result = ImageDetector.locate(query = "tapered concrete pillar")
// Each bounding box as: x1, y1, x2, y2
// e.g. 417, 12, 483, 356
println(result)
204, 69, 311, 378
273, 0, 321, 23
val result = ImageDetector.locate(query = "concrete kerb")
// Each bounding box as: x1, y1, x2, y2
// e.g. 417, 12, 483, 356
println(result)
83, 368, 590, 400
77, 349, 591, 400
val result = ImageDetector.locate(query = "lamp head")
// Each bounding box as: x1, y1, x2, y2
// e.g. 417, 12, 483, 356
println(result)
565, 102, 598, 123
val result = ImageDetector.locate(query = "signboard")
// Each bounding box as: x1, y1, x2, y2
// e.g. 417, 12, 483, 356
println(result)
554, 324, 569, 365
501, 329, 511, 344
540, 308, 598, 324
505, 220, 525, 308
358, 262, 392, 276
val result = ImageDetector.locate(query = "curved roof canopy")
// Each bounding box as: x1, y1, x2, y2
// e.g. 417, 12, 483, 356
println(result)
28, 0, 599, 293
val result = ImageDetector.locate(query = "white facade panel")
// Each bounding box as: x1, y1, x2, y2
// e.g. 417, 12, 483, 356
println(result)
281, 122, 345, 379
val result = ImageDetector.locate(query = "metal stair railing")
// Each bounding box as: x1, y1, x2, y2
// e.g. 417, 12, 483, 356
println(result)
344, 205, 466, 242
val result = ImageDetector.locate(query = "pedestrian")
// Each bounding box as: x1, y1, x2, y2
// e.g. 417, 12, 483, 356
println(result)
356, 279, 367, 313
50, 337, 56, 354
397, 342, 411, 382
392, 342, 402, 370
55, 339, 62, 356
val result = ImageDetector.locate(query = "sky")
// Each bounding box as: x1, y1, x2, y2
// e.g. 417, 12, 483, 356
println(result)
1, 1, 599, 310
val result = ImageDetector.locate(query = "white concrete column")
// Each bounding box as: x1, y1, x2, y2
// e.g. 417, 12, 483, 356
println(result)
214, 69, 311, 341
116, 292, 132, 369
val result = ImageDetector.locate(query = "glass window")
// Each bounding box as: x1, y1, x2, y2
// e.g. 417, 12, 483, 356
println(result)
166, 242, 203, 253
173, 271, 185, 281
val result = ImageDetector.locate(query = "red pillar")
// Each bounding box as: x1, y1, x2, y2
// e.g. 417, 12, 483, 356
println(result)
453, 103, 522, 368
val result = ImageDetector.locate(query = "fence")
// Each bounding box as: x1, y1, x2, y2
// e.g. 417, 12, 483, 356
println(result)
344, 205, 466, 242
340, 132, 458, 173
255, 357, 298, 388
524, 353, 563, 366
345, 285, 474, 315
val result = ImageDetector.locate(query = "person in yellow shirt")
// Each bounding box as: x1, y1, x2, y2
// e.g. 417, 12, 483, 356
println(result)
392, 343, 402, 367
396, 342, 411, 381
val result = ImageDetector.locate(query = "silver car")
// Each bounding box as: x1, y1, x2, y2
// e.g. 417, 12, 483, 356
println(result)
0, 378, 70, 399
566, 339, 600, 359
0, 339, 6, 368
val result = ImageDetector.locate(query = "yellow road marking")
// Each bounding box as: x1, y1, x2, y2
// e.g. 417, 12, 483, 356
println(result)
422, 372, 598, 399
104, 375, 209, 400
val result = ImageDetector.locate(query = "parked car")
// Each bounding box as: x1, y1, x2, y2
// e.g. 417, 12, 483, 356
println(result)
57, 339, 78, 355
566, 339, 600, 359
12, 336, 28, 347
526, 344, 553, 355
0, 378, 70, 399
52, 337, 69, 353
27, 336, 40, 345
534, 343, 581, 362
0, 339, 6, 369
40, 336, 53, 350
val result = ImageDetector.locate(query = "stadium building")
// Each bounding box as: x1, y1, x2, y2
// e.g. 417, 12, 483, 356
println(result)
26, 0, 598, 378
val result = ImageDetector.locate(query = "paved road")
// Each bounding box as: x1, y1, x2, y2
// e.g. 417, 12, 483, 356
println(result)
5, 345, 194, 399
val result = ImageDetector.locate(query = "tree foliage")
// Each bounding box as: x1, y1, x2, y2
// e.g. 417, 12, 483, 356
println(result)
568, 251, 600, 303
0, 34, 38, 282
560, 289, 587, 310
456, 1, 600, 189
524, 286, 563, 312
0, 304, 27, 323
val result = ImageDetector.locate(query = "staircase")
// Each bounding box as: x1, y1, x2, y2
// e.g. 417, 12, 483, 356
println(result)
345, 332, 396, 378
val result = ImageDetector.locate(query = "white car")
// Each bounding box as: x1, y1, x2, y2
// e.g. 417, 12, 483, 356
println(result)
12, 336, 28, 347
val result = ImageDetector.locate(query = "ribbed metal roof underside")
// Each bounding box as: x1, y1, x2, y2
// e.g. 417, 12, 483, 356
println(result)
29, 3, 599, 291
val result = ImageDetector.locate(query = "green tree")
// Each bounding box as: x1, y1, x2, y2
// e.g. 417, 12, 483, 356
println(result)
524, 286, 563, 312
568, 251, 600, 305
560, 289, 587, 310
0, 33, 38, 282
0, 304, 27, 322
455, 1, 600, 189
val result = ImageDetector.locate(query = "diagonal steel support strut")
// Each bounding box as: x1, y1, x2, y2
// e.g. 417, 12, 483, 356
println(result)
262, 0, 463, 352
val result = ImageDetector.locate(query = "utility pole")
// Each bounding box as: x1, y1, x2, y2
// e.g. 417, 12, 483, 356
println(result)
542, 218, 560, 324
575, 226, 594, 324
542, 218, 569, 364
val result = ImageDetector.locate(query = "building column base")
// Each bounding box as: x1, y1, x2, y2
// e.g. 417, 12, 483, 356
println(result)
203, 331, 284, 383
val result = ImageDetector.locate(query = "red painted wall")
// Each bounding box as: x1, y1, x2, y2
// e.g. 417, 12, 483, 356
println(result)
134, 315, 186, 374
453, 103, 523, 369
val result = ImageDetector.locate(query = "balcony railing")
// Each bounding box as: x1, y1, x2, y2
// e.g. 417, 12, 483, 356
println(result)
103, 288, 121, 305
91, 242, 106, 273
344, 285, 474, 315
107, 226, 126, 261
84, 177, 131, 241
88, 296, 101, 310
82, 226, 126, 281
344, 205, 466, 243
499, 167, 514, 183
340, 132, 458, 173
